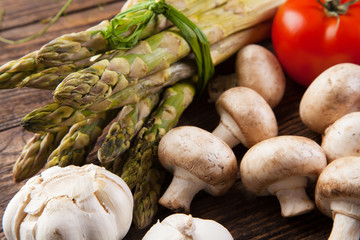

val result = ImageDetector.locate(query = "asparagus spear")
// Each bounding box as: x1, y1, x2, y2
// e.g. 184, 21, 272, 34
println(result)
132, 166, 165, 229
45, 110, 118, 168
98, 93, 160, 170
21, 21, 271, 133
0, 0, 225, 90
12, 127, 69, 182
120, 80, 195, 189
53, 0, 283, 109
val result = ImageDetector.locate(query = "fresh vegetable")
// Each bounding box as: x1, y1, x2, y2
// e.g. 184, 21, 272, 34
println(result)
240, 135, 327, 217
157, 126, 237, 213
315, 156, 360, 240
12, 128, 69, 182
143, 213, 234, 240
120, 81, 196, 227
21, 22, 273, 133
53, 0, 283, 109
208, 44, 286, 108
3, 164, 133, 240
0, 0, 224, 90
321, 112, 360, 162
272, 0, 360, 87
299, 63, 360, 134
98, 94, 160, 171
45, 110, 118, 168
212, 87, 278, 148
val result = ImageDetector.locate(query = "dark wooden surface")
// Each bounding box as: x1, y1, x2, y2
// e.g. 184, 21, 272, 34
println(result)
0, 0, 333, 239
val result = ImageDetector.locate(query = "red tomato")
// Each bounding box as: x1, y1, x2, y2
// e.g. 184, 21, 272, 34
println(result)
272, 0, 360, 87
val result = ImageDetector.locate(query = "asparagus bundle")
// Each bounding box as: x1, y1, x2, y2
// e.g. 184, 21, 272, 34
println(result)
21, 21, 272, 133
0, 0, 226, 90
12, 127, 69, 182
53, 0, 283, 109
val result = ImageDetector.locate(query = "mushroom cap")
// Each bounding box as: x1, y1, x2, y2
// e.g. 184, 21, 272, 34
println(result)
158, 126, 238, 195
321, 112, 360, 163
240, 135, 327, 196
315, 156, 360, 218
299, 63, 360, 134
236, 44, 286, 108
215, 87, 278, 148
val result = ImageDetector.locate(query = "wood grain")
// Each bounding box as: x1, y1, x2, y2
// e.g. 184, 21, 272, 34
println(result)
0, 0, 335, 239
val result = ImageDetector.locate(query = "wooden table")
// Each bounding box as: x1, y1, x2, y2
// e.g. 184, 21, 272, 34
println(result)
0, 0, 334, 239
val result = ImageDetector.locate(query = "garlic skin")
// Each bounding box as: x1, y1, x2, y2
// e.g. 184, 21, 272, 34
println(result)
3, 164, 133, 240
143, 213, 233, 240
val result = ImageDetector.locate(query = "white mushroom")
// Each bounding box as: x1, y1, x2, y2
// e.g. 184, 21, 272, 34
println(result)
321, 112, 360, 163
2, 164, 133, 240
158, 126, 238, 213
142, 213, 233, 240
299, 63, 360, 134
240, 135, 327, 217
208, 44, 286, 108
315, 156, 360, 240
212, 87, 278, 148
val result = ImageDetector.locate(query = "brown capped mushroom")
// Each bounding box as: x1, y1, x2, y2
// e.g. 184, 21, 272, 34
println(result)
158, 126, 237, 213
321, 112, 360, 163
212, 87, 278, 148
315, 156, 360, 240
300, 63, 360, 134
240, 135, 327, 217
208, 44, 286, 108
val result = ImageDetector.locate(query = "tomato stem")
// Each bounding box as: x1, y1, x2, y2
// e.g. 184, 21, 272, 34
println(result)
316, 0, 359, 16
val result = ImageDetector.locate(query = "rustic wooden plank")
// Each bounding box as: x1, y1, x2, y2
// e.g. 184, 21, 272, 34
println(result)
0, 0, 120, 30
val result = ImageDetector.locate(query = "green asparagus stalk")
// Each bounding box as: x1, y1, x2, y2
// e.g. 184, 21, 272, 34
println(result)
53, 0, 283, 108
45, 110, 118, 168
98, 93, 160, 170
12, 127, 69, 182
21, 21, 271, 133
120, 80, 195, 189
0, 0, 225, 90
20, 102, 95, 133
132, 166, 165, 229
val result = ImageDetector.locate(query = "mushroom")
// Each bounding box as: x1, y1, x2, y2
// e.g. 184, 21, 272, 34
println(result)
208, 44, 286, 108
299, 63, 360, 134
143, 213, 234, 240
315, 156, 360, 240
158, 126, 238, 213
321, 112, 360, 163
240, 135, 327, 217
212, 87, 278, 148
2, 164, 133, 240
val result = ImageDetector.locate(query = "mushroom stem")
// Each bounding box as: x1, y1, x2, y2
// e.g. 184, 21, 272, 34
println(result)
159, 168, 207, 213
212, 121, 244, 148
267, 175, 314, 217
329, 213, 360, 240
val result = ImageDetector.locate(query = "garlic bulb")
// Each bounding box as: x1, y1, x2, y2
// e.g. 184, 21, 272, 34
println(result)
143, 213, 233, 240
3, 164, 133, 240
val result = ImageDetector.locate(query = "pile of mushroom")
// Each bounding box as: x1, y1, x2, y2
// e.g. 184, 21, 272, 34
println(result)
240, 135, 327, 217
315, 156, 360, 240
208, 44, 286, 108
143, 213, 233, 240
2, 164, 133, 240
300, 63, 360, 134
